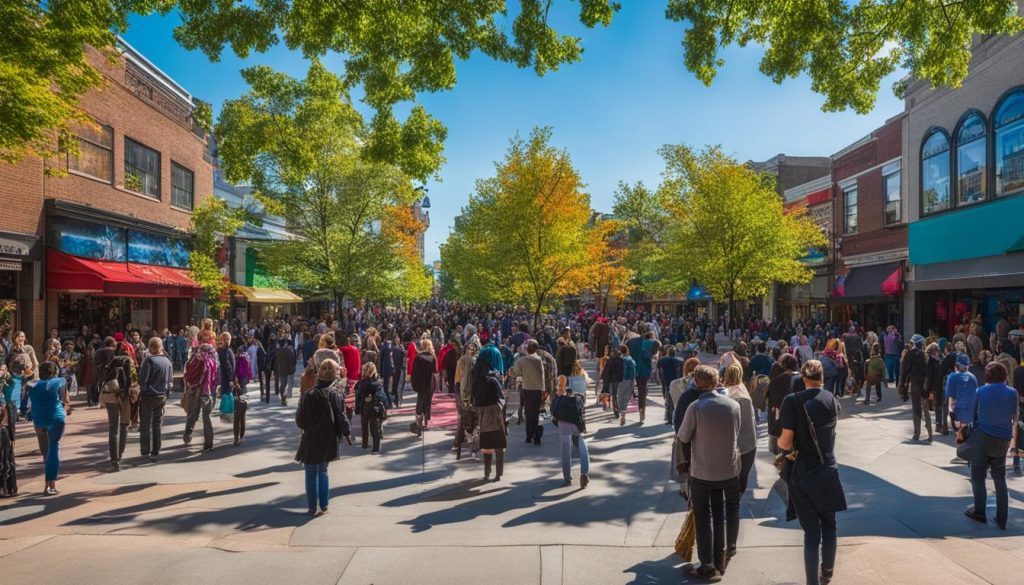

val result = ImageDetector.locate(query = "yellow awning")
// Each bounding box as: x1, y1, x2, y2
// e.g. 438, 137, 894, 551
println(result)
234, 285, 303, 304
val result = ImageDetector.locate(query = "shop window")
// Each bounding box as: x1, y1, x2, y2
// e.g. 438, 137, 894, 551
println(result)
171, 162, 194, 210
68, 122, 113, 182
128, 230, 190, 268
921, 130, 951, 214
994, 88, 1024, 196
843, 185, 858, 234
49, 217, 126, 261
955, 113, 987, 205
124, 137, 161, 198
882, 161, 901, 225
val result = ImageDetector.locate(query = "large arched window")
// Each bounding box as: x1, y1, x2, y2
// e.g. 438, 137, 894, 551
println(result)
955, 112, 987, 205
994, 88, 1024, 196
921, 130, 951, 214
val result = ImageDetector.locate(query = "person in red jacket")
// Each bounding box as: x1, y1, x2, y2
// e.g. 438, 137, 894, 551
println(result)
406, 335, 419, 379
338, 335, 361, 395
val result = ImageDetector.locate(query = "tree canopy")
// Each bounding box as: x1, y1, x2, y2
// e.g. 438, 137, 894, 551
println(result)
614, 144, 826, 317
441, 127, 615, 324
189, 195, 247, 316
216, 62, 431, 307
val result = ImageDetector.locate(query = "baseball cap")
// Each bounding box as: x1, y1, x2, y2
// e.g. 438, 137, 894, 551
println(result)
910, 334, 925, 346
955, 352, 970, 367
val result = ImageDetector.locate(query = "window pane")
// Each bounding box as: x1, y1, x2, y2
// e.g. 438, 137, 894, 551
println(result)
844, 187, 858, 234
125, 138, 161, 198
922, 151, 950, 214
69, 140, 112, 181
171, 163, 194, 210
884, 171, 901, 224
957, 138, 987, 204
996, 117, 1024, 196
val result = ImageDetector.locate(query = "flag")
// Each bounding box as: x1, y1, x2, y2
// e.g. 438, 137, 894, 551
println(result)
881, 265, 903, 296
832, 274, 846, 298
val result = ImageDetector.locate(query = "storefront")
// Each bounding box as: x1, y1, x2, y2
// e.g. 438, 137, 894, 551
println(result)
44, 206, 200, 338
0, 230, 42, 342
233, 285, 302, 321
228, 242, 303, 321
831, 261, 904, 331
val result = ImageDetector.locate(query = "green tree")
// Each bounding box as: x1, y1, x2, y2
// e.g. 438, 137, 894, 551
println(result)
216, 62, 429, 311
189, 196, 246, 316
666, 0, 1024, 113
441, 127, 604, 327
617, 144, 826, 320
612, 181, 669, 294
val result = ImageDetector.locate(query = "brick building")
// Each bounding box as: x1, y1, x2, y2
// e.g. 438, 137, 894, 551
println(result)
830, 114, 907, 331
0, 40, 211, 348
904, 19, 1024, 338
776, 174, 833, 322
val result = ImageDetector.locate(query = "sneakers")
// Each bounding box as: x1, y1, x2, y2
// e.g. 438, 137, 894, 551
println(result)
580, 473, 590, 489
149, 455, 158, 463
43, 487, 59, 496
688, 564, 721, 582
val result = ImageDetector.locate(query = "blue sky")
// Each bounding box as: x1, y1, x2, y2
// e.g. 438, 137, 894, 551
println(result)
123, 3, 903, 263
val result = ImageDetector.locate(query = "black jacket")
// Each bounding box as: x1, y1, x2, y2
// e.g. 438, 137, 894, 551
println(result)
354, 377, 388, 417
411, 353, 436, 393
925, 355, 943, 397
551, 393, 586, 433
603, 356, 624, 384
900, 348, 927, 392
295, 381, 351, 465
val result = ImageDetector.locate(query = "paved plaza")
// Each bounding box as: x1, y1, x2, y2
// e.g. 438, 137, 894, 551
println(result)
2, 358, 1023, 585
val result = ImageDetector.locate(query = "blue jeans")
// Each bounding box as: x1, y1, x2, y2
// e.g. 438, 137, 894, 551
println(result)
559, 423, 589, 480
884, 354, 899, 383
42, 422, 65, 482
795, 508, 837, 585
304, 463, 329, 511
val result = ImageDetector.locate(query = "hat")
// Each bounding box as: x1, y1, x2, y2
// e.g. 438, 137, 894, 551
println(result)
910, 334, 925, 346
114, 332, 125, 342
955, 352, 970, 368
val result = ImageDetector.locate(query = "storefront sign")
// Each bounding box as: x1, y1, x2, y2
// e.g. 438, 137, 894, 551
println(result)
0, 260, 21, 271
0, 236, 31, 257
808, 202, 832, 235
843, 249, 907, 267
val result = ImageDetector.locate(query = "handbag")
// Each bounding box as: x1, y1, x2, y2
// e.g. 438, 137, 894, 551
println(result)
955, 423, 986, 462
792, 392, 846, 512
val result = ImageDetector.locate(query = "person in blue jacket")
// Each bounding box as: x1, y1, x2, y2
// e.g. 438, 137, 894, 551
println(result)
28, 361, 67, 495
617, 344, 637, 426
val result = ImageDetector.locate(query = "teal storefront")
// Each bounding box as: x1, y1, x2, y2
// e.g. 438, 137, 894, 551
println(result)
908, 194, 1024, 337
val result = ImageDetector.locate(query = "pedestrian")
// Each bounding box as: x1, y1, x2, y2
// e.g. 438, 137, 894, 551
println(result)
552, 375, 589, 488
26, 362, 67, 495
183, 341, 218, 453
454, 341, 479, 455
295, 359, 353, 516
678, 365, 741, 580
777, 360, 846, 585
924, 342, 947, 435
962, 361, 1018, 530
884, 325, 902, 385
0, 362, 17, 497
722, 363, 757, 495
767, 354, 800, 455
601, 346, 623, 414
273, 338, 296, 406
510, 339, 547, 443
389, 334, 407, 407
411, 338, 437, 434
862, 343, 885, 405
138, 337, 172, 462
354, 362, 388, 453
233, 345, 251, 446
616, 344, 637, 426
900, 334, 932, 442
657, 346, 683, 425
99, 342, 137, 471
470, 356, 506, 481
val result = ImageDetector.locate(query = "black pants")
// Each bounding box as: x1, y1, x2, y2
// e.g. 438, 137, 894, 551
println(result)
911, 390, 932, 439
933, 388, 947, 432
863, 380, 883, 403
970, 432, 1010, 526
361, 414, 383, 451
389, 371, 405, 407
234, 398, 248, 441
635, 376, 649, 415
738, 448, 756, 495
795, 508, 837, 585
689, 475, 741, 567
523, 389, 543, 441
415, 390, 434, 421
381, 373, 394, 406
105, 402, 129, 462
261, 370, 273, 402
138, 395, 166, 456
661, 379, 673, 423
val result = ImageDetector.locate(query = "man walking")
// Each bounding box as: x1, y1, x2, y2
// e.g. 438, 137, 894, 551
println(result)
964, 362, 1018, 530
510, 340, 546, 445
678, 365, 742, 580
900, 334, 931, 442
884, 325, 902, 385
273, 338, 296, 406
138, 337, 172, 462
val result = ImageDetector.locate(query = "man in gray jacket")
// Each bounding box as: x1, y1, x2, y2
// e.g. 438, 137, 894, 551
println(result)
678, 365, 742, 581
509, 340, 546, 445
138, 337, 172, 462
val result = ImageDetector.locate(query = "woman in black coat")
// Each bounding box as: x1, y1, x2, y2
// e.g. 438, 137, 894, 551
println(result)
296, 359, 352, 516
471, 357, 506, 481
410, 339, 437, 434
354, 362, 389, 453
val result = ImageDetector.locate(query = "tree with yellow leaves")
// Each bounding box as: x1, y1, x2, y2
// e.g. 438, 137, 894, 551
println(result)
442, 127, 609, 326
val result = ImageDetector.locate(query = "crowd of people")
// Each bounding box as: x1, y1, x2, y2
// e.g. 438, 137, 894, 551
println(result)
1, 305, 1022, 584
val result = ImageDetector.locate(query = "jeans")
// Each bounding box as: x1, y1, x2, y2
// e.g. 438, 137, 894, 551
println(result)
884, 354, 899, 384
275, 373, 293, 400
523, 389, 543, 441
616, 379, 635, 415
105, 400, 130, 462
689, 475, 741, 567
607, 382, 620, 414
970, 431, 1010, 526
40, 422, 64, 482
635, 376, 649, 415
389, 371, 405, 407
795, 508, 837, 585
738, 448, 756, 495
184, 391, 214, 449
381, 373, 395, 407
559, 423, 589, 480
361, 414, 383, 451
304, 462, 329, 511
138, 395, 166, 456
662, 379, 673, 423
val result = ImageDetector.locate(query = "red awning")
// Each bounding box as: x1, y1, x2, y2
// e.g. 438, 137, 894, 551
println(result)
46, 248, 200, 298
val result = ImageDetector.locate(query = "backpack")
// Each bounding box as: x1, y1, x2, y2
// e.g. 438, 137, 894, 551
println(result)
820, 355, 839, 379
184, 349, 217, 393
750, 374, 770, 410
235, 352, 251, 380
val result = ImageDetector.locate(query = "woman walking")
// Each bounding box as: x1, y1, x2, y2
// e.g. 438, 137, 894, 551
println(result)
551, 376, 589, 488
778, 360, 846, 585
27, 362, 67, 495
354, 363, 389, 453
616, 344, 637, 426
295, 359, 352, 516
233, 345, 251, 446
471, 357, 506, 481
723, 363, 758, 495
411, 339, 437, 435
99, 343, 137, 471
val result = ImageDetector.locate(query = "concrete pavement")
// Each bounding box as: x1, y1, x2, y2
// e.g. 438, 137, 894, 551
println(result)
2, 359, 1023, 585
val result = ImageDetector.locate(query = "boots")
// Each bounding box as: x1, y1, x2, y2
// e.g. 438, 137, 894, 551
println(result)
484, 453, 492, 480
494, 449, 504, 481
